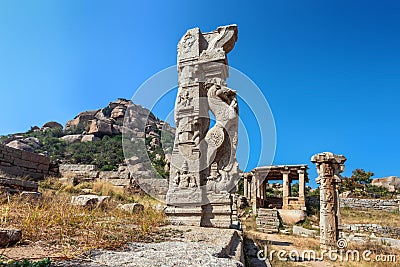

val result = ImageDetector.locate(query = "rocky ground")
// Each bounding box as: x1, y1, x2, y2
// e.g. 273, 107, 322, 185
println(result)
52, 226, 246, 267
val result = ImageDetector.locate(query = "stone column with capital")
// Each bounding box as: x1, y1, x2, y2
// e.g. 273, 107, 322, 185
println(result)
311, 152, 346, 249
165, 25, 240, 228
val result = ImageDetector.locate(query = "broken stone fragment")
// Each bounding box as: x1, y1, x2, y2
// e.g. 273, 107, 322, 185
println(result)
71, 194, 110, 208
119, 203, 144, 213
20, 191, 42, 200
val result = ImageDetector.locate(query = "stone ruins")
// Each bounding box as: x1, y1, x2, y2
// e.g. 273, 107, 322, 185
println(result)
243, 165, 309, 232
165, 25, 240, 228
311, 152, 346, 249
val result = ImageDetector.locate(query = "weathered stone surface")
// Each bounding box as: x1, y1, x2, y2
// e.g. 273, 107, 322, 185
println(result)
59, 164, 97, 173
0, 229, 22, 247
53, 226, 244, 267
59, 164, 98, 179
166, 25, 239, 228
371, 176, 400, 192
256, 208, 279, 233
312, 151, 346, 249
5, 137, 41, 153
119, 203, 144, 213
71, 195, 110, 208
88, 119, 113, 137
0, 177, 38, 192
343, 223, 400, 239
81, 134, 100, 143
60, 134, 82, 144
137, 178, 168, 201
65, 110, 97, 131
293, 225, 318, 237
340, 197, 399, 211
278, 209, 306, 225
20, 191, 42, 200
42, 121, 63, 130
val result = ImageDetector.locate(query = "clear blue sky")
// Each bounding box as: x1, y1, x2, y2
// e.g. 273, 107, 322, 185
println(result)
1, 1, 399, 187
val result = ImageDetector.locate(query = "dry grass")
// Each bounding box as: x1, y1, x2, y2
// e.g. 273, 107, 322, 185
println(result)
242, 210, 399, 267
0, 179, 167, 259
341, 207, 400, 227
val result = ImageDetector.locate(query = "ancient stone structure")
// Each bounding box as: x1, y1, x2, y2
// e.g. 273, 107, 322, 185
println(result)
340, 197, 400, 212
311, 152, 346, 249
165, 25, 240, 228
243, 165, 309, 228
244, 165, 308, 210
0, 144, 58, 180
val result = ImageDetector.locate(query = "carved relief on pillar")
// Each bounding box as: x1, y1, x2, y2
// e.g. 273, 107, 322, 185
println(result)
312, 152, 347, 249
167, 25, 239, 212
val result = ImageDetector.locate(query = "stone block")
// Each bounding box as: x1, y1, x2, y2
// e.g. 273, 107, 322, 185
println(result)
119, 203, 144, 213
278, 209, 307, 225
293, 225, 318, 237
71, 195, 110, 208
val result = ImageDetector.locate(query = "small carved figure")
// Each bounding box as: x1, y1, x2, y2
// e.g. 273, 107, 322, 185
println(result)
178, 91, 193, 107
173, 171, 181, 187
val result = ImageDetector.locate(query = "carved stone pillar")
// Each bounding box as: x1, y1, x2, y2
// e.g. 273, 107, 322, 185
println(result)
165, 25, 239, 228
311, 152, 346, 249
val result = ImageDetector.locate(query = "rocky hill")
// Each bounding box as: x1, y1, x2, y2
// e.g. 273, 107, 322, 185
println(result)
0, 98, 175, 176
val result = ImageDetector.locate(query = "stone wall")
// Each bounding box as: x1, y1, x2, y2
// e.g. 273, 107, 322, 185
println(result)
137, 178, 169, 201
343, 224, 400, 239
0, 144, 58, 180
306, 196, 400, 212
58, 164, 169, 200
340, 197, 400, 211
59, 164, 99, 179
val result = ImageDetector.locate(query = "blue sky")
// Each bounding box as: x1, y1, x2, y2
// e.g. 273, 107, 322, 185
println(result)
0, 1, 399, 187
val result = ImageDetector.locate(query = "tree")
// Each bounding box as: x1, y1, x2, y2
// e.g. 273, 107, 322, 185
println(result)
352, 169, 374, 185
341, 169, 374, 197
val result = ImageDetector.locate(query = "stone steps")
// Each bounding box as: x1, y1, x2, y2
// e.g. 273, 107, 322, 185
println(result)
256, 208, 280, 233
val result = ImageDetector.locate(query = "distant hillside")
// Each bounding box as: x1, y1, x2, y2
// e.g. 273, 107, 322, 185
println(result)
0, 98, 175, 177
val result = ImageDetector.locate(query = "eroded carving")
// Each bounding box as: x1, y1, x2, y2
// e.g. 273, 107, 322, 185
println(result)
166, 25, 239, 228
312, 152, 347, 249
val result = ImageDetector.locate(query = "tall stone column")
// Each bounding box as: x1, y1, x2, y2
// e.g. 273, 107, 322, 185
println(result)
311, 152, 346, 249
165, 25, 239, 228
297, 169, 306, 210
298, 169, 306, 198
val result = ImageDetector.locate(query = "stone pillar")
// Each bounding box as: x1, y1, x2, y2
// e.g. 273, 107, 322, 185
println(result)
165, 25, 239, 228
248, 175, 252, 200
311, 152, 346, 249
298, 169, 306, 198
282, 170, 290, 209
262, 181, 266, 201
256, 178, 261, 200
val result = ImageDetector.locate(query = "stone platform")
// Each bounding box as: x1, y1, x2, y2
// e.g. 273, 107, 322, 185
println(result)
165, 192, 239, 228
53, 226, 244, 267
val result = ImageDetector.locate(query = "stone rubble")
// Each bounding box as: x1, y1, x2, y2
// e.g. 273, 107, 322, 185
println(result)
70, 195, 110, 208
